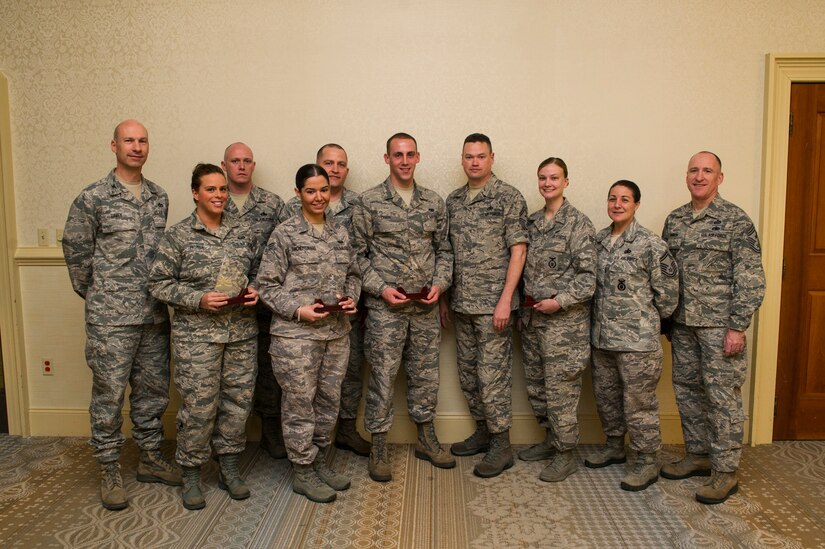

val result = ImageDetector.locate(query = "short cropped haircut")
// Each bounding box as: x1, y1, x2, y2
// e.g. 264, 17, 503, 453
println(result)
609, 180, 641, 203
463, 133, 492, 153
223, 142, 252, 161
316, 143, 346, 162
697, 150, 722, 170
386, 132, 417, 153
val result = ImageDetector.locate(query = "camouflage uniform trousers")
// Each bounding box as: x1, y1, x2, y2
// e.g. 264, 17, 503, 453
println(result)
86, 322, 171, 462
364, 305, 441, 434
173, 336, 257, 467
591, 345, 664, 453
269, 334, 349, 465
454, 312, 513, 434
253, 312, 282, 420
521, 307, 590, 451
339, 314, 366, 419
671, 323, 747, 472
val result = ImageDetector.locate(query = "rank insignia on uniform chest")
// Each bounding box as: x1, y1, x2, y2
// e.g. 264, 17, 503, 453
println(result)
548, 257, 557, 268
617, 278, 627, 291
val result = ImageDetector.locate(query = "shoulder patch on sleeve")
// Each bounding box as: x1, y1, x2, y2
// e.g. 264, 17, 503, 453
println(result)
744, 223, 761, 253
660, 252, 678, 278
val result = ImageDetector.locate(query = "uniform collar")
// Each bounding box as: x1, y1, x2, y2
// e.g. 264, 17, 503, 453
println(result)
339, 188, 358, 207
599, 218, 638, 249
225, 185, 262, 216
331, 188, 358, 212
621, 218, 640, 242
295, 211, 333, 240
680, 193, 725, 222
459, 173, 500, 203
189, 210, 238, 236
381, 177, 424, 208
532, 198, 570, 231
106, 169, 154, 201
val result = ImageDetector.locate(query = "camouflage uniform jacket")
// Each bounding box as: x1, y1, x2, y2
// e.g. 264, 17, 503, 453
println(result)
352, 178, 453, 311
224, 185, 289, 318
223, 185, 290, 256
148, 212, 259, 343
286, 188, 361, 236
63, 169, 169, 326
591, 219, 679, 351
446, 174, 529, 314
662, 194, 765, 331
523, 199, 596, 311
257, 213, 360, 340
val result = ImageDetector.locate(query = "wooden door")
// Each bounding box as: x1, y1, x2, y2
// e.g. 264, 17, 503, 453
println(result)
773, 82, 825, 440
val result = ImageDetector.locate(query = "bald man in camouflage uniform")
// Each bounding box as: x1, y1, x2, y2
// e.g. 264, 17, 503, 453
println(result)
352, 133, 454, 482
661, 151, 765, 505
521, 194, 596, 482
221, 142, 290, 460
587, 212, 679, 491
63, 119, 181, 511
286, 144, 370, 456
441, 133, 527, 478
258, 202, 361, 503
149, 170, 260, 509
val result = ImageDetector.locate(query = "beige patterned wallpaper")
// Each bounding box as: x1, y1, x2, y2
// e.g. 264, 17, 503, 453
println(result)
3, 0, 824, 245
3, 0, 825, 439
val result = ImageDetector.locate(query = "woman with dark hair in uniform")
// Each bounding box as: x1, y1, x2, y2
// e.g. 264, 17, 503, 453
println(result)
585, 180, 678, 491
257, 164, 360, 503
149, 163, 260, 510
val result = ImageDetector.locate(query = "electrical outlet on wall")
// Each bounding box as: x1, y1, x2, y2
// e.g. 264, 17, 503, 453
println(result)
55, 229, 63, 243
37, 228, 49, 247
42, 358, 54, 376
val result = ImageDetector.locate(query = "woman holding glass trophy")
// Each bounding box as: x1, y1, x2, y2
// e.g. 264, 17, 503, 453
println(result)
149, 163, 260, 511
257, 163, 360, 504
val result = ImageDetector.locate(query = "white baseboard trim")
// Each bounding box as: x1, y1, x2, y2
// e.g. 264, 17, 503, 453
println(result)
28, 408, 178, 438
28, 408, 701, 445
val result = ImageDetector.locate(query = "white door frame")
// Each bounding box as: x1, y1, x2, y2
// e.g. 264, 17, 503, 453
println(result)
0, 72, 29, 435
751, 54, 825, 444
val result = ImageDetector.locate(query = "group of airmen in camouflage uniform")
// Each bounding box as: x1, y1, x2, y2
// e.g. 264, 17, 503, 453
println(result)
63, 119, 764, 510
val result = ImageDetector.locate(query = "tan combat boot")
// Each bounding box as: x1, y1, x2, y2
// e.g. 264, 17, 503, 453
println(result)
695, 470, 738, 504
368, 432, 392, 482
137, 449, 183, 486
313, 449, 351, 491
660, 453, 711, 480
450, 420, 490, 457
335, 418, 371, 457
620, 452, 659, 491
539, 450, 578, 482
181, 465, 205, 510
218, 453, 251, 500
518, 428, 556, 462
260, 415, 287, 459
293, 463, 336, 503
584, 436, 627, 469
414, 422, 456, 469
99, 460, 128, 511
473, 430, 514, 478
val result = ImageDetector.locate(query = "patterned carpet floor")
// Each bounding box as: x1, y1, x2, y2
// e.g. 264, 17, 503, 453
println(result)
0, 435, 823, 548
